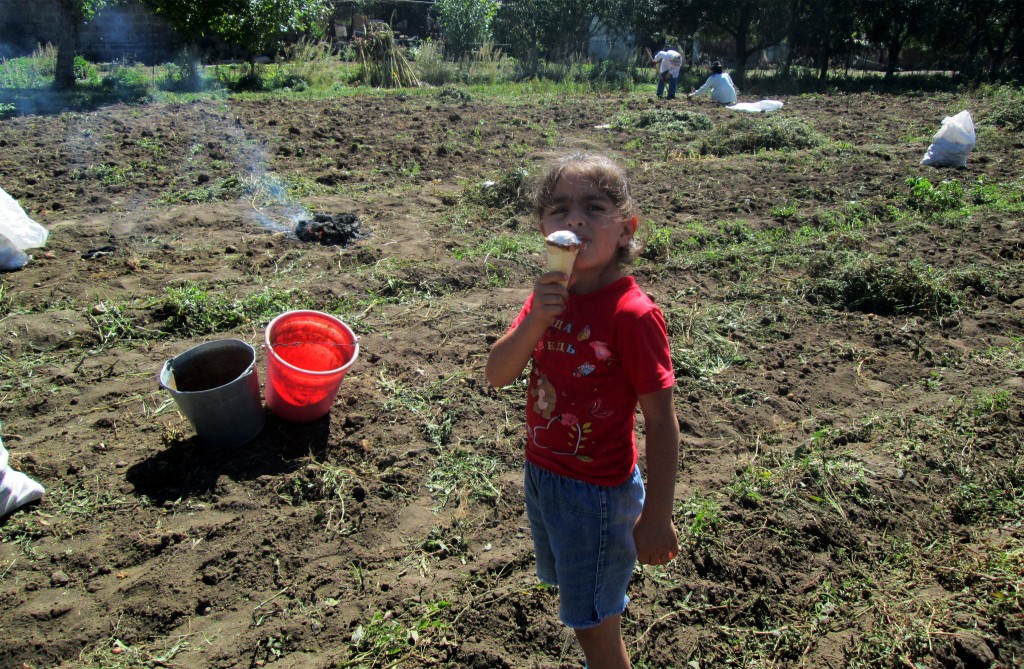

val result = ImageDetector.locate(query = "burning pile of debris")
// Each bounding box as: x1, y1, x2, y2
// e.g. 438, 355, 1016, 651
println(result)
294, 212, 368, 246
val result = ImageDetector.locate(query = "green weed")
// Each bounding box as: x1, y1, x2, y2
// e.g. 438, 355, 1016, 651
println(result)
982, 84, 1024, 132
348, 601, 452, 666
905, 176, 967, 217
608, 108, 713, 134
807, 254, 961, 318
666, 303, 746, 384
462, 166, 530, 211
696, 115, 825, 156
377, 368, 462, 447
427, 444, 501, 509
675, 492, 723, 549
157, 283, 298, 336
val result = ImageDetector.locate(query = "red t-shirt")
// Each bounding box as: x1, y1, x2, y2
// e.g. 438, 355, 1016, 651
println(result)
509, 276, 675, 486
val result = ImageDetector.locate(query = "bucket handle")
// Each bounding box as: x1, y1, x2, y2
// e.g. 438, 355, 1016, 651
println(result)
266, 341, 359, 349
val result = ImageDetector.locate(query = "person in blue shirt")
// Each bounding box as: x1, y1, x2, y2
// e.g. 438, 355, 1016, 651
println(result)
688, 61, 738, 104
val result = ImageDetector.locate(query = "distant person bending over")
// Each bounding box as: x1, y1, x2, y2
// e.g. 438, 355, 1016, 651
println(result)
651, 49, 683, 100
486, 152, 680, 669
688, 61, 737, 104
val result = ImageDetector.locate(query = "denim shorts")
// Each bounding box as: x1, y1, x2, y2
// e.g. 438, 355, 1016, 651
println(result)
524, 460, 645, 629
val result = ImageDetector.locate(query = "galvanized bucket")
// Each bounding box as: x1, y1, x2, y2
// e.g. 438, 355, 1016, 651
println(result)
159, 339, 265, 447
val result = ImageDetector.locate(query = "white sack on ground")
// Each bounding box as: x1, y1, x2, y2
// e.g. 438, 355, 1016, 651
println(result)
0, 186, 48, 250
727, 100, 784, 112
0, 436, 45, 518
921, 110, 976, 168
0, 232, 30, 271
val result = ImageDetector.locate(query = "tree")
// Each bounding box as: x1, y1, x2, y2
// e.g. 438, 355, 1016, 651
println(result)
669, 0, 788, 87
146, 0, 330, 73
785, 0, 857, 81
856, 0, 930, 81
492, 0, 655, 62
432, 0, 498, 58
54, 0, 109, 90
212, 0, 330, 71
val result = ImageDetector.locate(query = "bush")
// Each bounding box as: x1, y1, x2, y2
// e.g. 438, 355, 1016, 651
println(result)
159, 48, 213, 93
74, 55, 99, 84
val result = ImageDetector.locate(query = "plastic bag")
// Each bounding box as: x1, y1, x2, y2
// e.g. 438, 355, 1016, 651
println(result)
921, 110, 975, 168
0, 232, 29, 271
727, 100, 784, 113
0, 186, 48, 250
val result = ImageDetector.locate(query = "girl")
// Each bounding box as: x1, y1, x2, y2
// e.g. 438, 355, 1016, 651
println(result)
486, 152, 680, 669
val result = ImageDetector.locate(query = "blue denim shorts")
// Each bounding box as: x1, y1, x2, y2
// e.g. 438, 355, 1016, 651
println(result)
524, 460, 645, 629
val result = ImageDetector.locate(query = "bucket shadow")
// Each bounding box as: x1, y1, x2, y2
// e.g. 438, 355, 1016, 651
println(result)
125, 414, 332, 505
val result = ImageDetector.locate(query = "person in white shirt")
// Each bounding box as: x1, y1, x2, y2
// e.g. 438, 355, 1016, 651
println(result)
651, 49, 683, 100
688, 61, 737, 104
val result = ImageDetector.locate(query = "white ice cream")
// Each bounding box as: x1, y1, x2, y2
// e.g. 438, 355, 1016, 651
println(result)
545, 231, 580, 286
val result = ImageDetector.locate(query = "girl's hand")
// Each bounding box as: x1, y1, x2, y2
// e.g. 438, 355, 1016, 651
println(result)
525, 271, 570, 328
633, 514, 679, 566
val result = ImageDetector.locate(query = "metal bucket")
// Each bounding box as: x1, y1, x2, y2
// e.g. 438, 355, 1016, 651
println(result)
159, 339, 265, 447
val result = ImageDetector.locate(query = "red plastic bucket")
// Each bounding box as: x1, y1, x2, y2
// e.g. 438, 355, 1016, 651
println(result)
264, 311, 359, 422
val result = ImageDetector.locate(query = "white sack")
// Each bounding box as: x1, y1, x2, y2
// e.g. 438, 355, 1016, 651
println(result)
0, 436, 45, 518
727, 100, 784, 113
0, 186, 48, 250
0, 232, 30, 271
921, 110, 975, 168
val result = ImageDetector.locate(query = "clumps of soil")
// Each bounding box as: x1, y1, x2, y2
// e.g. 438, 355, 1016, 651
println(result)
294, 212, 368, 246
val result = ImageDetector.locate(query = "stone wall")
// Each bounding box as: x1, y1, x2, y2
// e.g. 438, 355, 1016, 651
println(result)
0, 0, 180, 63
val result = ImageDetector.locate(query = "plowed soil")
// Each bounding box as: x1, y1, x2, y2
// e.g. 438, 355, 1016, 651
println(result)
1, 88, 1022, 669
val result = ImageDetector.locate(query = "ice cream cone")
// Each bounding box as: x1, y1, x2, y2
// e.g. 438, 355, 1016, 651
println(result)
545, 231, 580, 287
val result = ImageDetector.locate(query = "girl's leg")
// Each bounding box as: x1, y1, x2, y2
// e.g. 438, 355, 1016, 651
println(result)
574, 614, 629, 669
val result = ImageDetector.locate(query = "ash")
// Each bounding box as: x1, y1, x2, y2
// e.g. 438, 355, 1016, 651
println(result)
294, 212, 368, 246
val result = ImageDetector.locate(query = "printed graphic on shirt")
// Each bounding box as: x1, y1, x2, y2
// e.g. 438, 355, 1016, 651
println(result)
528, 313, 617, 462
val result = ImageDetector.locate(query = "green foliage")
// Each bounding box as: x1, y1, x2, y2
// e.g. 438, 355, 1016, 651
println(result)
276, 38, 339, 89
462, 166, 530, 211
807, 254, 961, 318
609, 108, 713, 133
436, 83, 472, 103
157, 284, 298, 336
696, 115, 826, 155
905, 176, 966, 216
983, 85, 1024, 132
433, 0, 499, 58
209, 0, 331, 69
158, 48, 214, 93
427, 446, 501, 508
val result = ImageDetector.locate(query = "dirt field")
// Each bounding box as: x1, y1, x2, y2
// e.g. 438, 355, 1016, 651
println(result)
1, 87, 1022, 669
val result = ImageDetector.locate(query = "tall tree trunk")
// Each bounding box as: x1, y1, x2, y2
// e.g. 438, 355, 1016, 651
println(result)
883, 34, 902, 82
817, 42, 830, 82
54, 2, 80, 90
732, 4, 752, 88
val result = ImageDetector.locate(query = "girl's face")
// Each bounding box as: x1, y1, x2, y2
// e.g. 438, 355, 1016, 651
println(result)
539, 173, 633, 279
